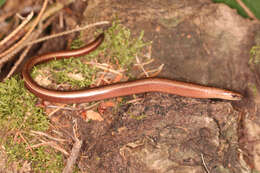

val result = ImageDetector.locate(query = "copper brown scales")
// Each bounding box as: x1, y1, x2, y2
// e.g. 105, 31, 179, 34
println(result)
22, 33, 242, 103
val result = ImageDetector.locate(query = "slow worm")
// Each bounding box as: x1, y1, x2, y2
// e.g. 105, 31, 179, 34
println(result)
22, 33, 242, 103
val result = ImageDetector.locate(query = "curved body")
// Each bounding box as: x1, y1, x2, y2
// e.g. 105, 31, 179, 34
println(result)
22, 33, 242, 103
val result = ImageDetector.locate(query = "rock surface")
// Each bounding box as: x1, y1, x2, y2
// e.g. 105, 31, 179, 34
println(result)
77, 0, 260, 172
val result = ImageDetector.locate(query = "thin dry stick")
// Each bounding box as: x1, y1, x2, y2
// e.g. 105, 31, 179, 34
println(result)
0, 0, 48, 60
126, 98, 144, 104
2, 21, 109, 77
32, 0, 74, 28
149, 64, 164, 77
59, 11, 64, 28
27, 21, 110, 45
201, 153, 210, 173
18, 132, 34, 153
135, 55, 150, 77
3, 15, 56, 80
134, 58, 154, 66
30, 130, 67, 142
0, 11, 34, 47
30, 141, 69, 155
96, 67, 109, 86
62, 120, 83, 173
235, 0, 257, 20
29, 141, 53, 149
4, 45, 31, 80
48, 104, 66, 118
0, 0, 74, 55
16, 13, 28, 20
137, 64, 164, 78
62, 140, 82, 173
86, 62, 123, 76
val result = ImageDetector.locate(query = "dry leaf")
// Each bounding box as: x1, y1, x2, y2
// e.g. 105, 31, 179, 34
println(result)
86, 110, 104, 121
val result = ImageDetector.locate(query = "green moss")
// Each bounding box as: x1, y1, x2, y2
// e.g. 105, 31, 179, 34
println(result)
4, 140, 64, 172
0, 76, 63, 172
249, 46, 260, 66
0, 76, 48, 130
32, 21, 150, 88
98, 21, 148, 68
0, 21, 150, 172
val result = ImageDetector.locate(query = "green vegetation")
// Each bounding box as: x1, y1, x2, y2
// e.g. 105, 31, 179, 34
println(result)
0, 0, 6, 8
101, 21, 147, 67
0, 77, 48, 130
248, 46, 260, 99
212, 0, 260, 19
249, 46, 260, 67
0, 21, 149, 172
32, 21, 149, 88
5, 141, 64, 172
0, 76, 64, 172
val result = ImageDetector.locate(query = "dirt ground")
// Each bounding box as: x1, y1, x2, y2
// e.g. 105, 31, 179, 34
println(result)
1, 0, 260, 172
76, 0, 260, 172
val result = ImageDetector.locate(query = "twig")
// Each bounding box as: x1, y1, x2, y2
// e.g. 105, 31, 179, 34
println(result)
29, 140, 69, 156
18, 132, 34, 153
62, 120, 83, 173
32, 0, 75, 28
0, 11, 34, 47
27, 21, 110, 46
135, 55, 150, 77
59, 11, 64, 28
30, 130, 67, 142
86, 62, 123, 76
235, 0, 257, 20
148, 64, 164, 77
137, 64, 164, 78
0, 1, 74, 55
62, 140, 82, 173
0, 0, 48, 60
19, 161, 31, 173
126, 98, 144, 104
4, 45, 31, 80
3, 15, 56, 80
201, 153, 210, 173
16, 13, 27, 20
134, 58, 154, 66
47, 104, 66, 118
96, 69, 108, 86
